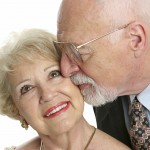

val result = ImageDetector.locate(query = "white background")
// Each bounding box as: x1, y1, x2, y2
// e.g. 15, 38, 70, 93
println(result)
0, 0, 96, 149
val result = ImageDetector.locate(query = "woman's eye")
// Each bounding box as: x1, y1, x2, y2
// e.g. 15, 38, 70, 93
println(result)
20, 85, 33, 95
49, 70, 61, 79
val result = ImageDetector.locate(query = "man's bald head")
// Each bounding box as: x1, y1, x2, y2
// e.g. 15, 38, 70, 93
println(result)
58, 0, 150, 34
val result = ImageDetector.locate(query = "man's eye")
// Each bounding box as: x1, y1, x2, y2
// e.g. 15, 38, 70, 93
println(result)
78, 46, 93, 55
49, 70, 61, 79
78, 46, 93, 61
20, 85, 33, 95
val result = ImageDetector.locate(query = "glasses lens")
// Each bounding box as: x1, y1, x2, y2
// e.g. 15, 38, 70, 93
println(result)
53, 42, 82, 63
69, 44, 82, 62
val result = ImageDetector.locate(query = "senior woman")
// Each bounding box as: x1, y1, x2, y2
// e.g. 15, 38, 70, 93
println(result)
0, 29, 130, 150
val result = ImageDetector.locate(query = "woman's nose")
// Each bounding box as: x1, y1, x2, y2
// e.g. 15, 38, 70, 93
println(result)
39, 86, 58, 104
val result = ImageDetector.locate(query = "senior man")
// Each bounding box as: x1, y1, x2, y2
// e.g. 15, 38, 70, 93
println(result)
54, 0, 150, 149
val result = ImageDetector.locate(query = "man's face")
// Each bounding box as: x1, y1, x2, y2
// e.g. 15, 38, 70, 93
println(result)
57, 0, 136, 105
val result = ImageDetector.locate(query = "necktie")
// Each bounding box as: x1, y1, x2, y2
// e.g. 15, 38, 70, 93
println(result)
129, 98, 150, 150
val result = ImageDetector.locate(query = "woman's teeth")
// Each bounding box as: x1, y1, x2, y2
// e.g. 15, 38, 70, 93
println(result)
46, 103, 68, 117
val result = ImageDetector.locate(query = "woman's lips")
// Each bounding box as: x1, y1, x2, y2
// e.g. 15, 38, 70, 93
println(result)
44, 101, 70, 119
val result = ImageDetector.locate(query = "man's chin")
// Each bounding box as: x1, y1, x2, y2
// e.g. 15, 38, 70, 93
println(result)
82, 89, 118, 107
84, 96, 115, 107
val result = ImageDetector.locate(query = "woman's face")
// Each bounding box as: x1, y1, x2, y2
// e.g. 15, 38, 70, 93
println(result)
8, 57, 84, 136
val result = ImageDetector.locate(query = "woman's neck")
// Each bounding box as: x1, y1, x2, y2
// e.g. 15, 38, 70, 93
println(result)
39, 118, 95, 150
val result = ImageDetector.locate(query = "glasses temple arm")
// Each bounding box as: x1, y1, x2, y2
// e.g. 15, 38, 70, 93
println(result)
77, 23, 130, 49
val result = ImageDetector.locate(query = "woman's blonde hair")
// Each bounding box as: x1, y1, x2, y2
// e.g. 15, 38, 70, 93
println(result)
0, 29, 61, 120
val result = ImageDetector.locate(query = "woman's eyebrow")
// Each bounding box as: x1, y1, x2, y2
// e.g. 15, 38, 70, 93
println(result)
44, 65, 58, 72
16, 79, 30, 88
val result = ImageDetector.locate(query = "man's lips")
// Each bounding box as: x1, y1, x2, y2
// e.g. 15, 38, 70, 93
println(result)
78, 83, 90, 90
43, 101, 70, 118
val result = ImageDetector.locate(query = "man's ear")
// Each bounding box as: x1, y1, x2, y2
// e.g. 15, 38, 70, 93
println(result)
128, 22, 146, 58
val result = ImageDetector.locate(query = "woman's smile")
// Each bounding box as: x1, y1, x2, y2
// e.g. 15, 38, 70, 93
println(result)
43, 101, 70, 118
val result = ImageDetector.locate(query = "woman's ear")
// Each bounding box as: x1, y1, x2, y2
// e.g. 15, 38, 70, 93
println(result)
19, 115, 29, 130
128, 21, 146, 58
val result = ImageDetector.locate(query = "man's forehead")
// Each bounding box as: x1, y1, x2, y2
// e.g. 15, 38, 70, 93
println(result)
57, 12, 94, 41
57, 19, 107, 43
60, 0, 96, 11
58, 0, 100, 24
57, 29, 87, 43
57, 0, 105, 30
57, 0, 108, 42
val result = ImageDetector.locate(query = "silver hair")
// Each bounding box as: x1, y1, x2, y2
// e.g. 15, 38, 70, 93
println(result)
71, 73, 118, 106
0, 29, 61, 120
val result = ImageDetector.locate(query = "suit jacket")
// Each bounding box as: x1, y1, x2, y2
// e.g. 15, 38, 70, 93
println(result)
93, 96, 132, 148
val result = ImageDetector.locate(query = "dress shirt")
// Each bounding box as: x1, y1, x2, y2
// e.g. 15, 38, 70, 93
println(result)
137, 85, 150, 123
123, 84, 150, 132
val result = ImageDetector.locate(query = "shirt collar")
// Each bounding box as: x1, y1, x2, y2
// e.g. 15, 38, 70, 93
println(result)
137, 84, 150, 111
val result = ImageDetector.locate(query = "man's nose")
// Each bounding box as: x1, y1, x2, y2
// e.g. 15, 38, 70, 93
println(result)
39, 86, 58, 104
60, 53, 80, 77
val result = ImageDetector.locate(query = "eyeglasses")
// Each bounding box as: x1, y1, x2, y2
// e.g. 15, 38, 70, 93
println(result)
53, 22, 131, 63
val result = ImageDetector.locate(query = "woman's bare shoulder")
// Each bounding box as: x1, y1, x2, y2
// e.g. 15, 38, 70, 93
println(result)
16, 136, 41, 150
91, 129, 131, 150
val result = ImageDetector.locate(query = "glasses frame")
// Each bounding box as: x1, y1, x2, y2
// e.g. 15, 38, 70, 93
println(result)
53, 22, 132, 63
